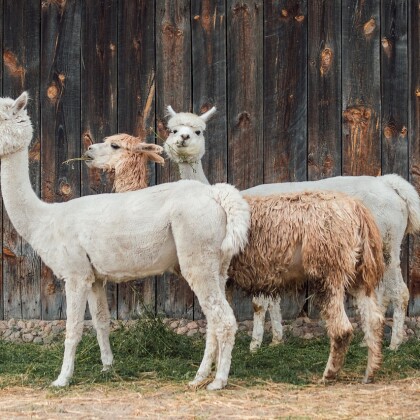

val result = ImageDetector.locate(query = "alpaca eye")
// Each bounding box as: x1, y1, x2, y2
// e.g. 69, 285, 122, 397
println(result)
172, 130, 178, 134
111, 143, 120, 149
195, 131, 201, 135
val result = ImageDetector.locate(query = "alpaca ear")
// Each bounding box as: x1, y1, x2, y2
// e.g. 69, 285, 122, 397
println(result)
200, 106, 217, 122
166, 105, 177, 118
133, 143, 164, 154
12, 91, 29, 113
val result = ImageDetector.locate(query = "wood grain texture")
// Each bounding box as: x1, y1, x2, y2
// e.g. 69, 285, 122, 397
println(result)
2, 0, 41, 319
227, 0, 263, 321
0, 0, 4, 319
40, 0, 82, 320
263, 0, 307, 184
342, 0, 381, 176
117, 0, 156, 319
307, 0, 341, 180
408, 0, 420, 315
191, 0, 227, 320
81, 0, 118, 318
155, 0, 194, 319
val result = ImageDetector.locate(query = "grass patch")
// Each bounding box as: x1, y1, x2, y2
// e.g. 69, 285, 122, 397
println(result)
0, 318, 418, 389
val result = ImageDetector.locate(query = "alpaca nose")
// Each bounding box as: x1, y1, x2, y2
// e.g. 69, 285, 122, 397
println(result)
181, 134, 190, 140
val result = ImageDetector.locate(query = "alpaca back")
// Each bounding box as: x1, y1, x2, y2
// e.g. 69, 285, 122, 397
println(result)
228, 191, 384, 296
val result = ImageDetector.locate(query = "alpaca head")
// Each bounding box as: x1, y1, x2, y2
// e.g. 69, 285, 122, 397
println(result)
0, 92, 33, 157
84, 134, 164, 172
164, 106, 216, 163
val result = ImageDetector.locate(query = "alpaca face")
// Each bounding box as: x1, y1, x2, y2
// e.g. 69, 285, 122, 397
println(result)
84, 140, 127, 171
0, 92, 33, 157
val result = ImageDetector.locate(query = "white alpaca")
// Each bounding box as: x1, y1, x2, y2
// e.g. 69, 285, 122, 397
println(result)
0, 92, 250, 390
164, 106, 420, 351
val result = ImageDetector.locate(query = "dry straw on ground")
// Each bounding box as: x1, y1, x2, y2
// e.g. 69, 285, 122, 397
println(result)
0, 377, 418, 419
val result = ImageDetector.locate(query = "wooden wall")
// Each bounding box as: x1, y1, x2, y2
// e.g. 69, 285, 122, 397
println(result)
1, 0, 419, 321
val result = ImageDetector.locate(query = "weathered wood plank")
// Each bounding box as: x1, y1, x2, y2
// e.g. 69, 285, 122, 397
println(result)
40, 0, 81, 320
408, 0, 420, 316
3, 0, 41, 319
117, 0, 156, 319
263, 0, 307, 185
263, 0, 307, 320
307, 0, 341, 318
191, 0, 227, 320
381, 0, 409, 316
155, 0, 194, 319
81, 0, 118, 318
227, 0, 263, 321
342, 0, 381, 176
307, 0, 341, 180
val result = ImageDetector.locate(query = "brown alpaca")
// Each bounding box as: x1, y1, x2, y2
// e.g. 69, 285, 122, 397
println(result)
84, 133, 165, 192
228, 191, 385, 382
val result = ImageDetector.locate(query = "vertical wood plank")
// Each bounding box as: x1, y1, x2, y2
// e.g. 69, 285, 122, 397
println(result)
40, 0, 81, 320
408, 0, 420, 315
263, 0, 307, 320
0, 0, 4, 319
381, 0, 409, 315
227, 0, 263, 321
263, 0, 307, 184
155, 0, 194, 319
3, 0, 41, 319
307, 0, 341, 180
117, 0, 156, 319
81, 0, 118, 318
307, 0, 341, 318
342, 0, 381, 176
191, 0, 227, 319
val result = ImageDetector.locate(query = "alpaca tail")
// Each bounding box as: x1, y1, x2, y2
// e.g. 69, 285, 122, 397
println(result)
211, 183, 250, 257
354, 202, 386, 294
380, 174, 420, 235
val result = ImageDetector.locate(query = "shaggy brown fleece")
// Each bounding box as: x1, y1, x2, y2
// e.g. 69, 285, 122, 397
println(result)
229, 191, 385, 299
104, 134, 164, 192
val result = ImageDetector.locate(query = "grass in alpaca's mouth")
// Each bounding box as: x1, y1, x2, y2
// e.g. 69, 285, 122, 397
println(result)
62, 156, 93, 165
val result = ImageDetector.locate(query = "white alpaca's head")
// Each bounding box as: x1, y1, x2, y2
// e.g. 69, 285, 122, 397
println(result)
84, 134, 164, 171
164, 106, 216, 163
0, 92, 33, 157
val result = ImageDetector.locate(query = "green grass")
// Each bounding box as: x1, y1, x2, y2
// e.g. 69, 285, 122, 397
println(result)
0, 317, 418, 389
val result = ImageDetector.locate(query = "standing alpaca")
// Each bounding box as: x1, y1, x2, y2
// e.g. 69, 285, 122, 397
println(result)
87, 123, 386, 384
0, 92, 250, 390
164, 106, 420, 351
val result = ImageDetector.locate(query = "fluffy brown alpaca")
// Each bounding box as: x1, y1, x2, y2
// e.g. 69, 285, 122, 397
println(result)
228, 191, 385, 382
84, 134, 165, 192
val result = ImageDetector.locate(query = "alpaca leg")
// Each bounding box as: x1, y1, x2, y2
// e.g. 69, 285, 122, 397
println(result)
87, 279, 113, 370
387, 267, 409, 351
351, 287, 384, 383
320, 285, 353, 382
52, 277, 91, 387
250, 295, 269, 352
268, 296, 283, 346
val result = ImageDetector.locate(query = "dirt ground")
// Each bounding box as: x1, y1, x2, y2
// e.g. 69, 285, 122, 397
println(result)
0, 377, 419, 419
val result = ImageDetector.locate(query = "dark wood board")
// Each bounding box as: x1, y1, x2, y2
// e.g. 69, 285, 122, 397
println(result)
408, 0, 420, 316
155, 0, 194, 319
117, 0, 157, 319
341, 0, 381, 177
2, 0, 41, 319
81, 0, 118, 318
40, 0, 82, 320
191, 0, 227, 319
263, 0, 307, 185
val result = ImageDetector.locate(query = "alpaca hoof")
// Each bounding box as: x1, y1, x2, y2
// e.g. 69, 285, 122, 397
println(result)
321, 371, 337, 384
388, 342, 400, 351
206, 378, 227, 391
269, 338, 283, 347
362, 375, 374, 384
359, 341, 367, 348
102, 364, 112, 372
249, 340, 261, 353
51, 377, 69, 387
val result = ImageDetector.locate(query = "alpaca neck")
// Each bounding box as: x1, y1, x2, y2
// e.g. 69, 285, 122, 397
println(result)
178, 160, 209, 185
1, 147, 47, 241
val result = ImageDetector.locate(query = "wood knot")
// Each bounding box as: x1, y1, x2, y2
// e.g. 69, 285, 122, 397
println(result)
363, 18, 376, 36
109, 42, 116, 51
295, 14, 305, 22
58, 73, 65, 83
281, 9, 288, 17
59, 181, 72, 197
416, 89, 420, 97
194, 15, 200, 20
320, 48, 333, 76
381, 37, 389, 48
343, 106, 372, 127
162, 24, 183, 38
400, 126, 408, 137
3, 50, 25, 80
237, 111, 251, 128
232, 3, 249, 14
47, 84, 59, 100
383, 125, 394, 139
